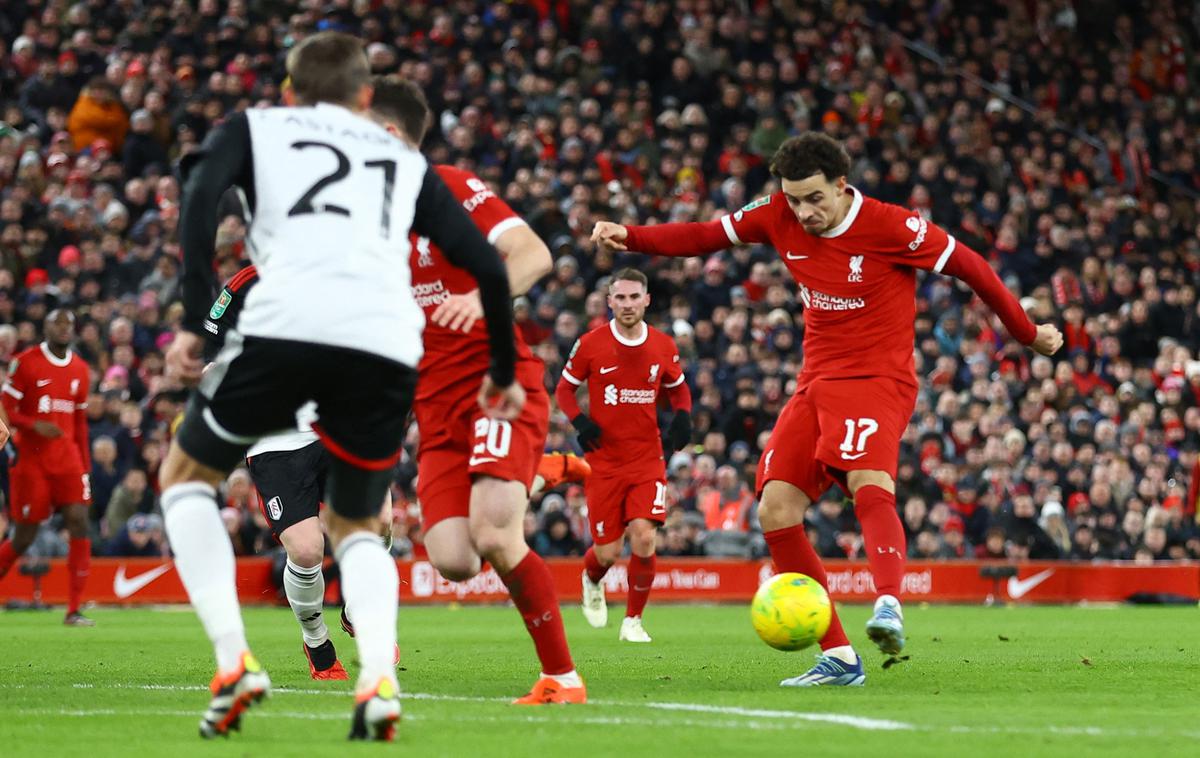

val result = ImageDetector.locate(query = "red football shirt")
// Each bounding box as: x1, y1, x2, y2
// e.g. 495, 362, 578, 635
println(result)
721, 188, 964, 390
409, 165, 535, 401
561, 320, 684, 477
2, 343, 91, 474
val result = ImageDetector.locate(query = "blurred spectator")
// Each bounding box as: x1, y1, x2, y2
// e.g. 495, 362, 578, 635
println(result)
106, 513, 166, 558
66, 77, 127, 153
102, 468, 154, 539
699, 465, 754, 532
89, 435, 124, 525
533, 511, 584, 557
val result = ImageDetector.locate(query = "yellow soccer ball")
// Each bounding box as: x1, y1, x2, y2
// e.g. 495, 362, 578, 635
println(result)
751, 572, 832, 651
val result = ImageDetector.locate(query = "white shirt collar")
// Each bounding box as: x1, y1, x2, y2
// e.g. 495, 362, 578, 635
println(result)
40, 342, 72, 367
609, 319, 648, 347
820, 185, 864, 238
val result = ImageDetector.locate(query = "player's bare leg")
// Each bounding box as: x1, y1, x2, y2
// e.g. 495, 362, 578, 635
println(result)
424, 517, 482, 581
61, 503, 93, 626
847, 470, 906, 655
759, 480, 864, 687
160, 441, 269, 736
279, 516, 347, 680
470, 476, 585, 704
618, 518, 657, 642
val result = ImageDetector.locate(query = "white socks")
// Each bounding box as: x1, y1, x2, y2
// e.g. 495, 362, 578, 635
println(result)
546, 670, 582, 688
284, 558, 329, 647
824, 645, 857, 664
336, 532, 399, 690
162, 482, 248, 673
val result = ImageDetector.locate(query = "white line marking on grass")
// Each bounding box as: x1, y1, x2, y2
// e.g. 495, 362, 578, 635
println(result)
8, 682, 1184, 740
638, 701, 914, 731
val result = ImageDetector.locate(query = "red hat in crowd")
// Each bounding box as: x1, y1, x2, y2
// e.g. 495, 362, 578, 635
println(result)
58, 51, 76, 66
25, 268, 50, 288
126, 59, 146, 77
943, 515, 965, 534
1067, 493, 1090, 513
58, 245, 81, 268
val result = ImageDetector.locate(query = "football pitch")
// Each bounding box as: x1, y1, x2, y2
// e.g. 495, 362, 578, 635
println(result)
1, 603, 1197, 756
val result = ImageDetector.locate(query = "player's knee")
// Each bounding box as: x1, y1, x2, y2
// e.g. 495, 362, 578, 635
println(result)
593, 540, 622, 566
758, 481, 810, 529
284, 539, 325, 569
627, 521, 657, 555
470, 526, 514, 565
281, 518, 326, 567
432, 556, 481, 582
847, 470, 894, 496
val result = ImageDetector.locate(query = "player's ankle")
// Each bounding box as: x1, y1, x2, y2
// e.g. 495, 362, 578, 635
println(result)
822, 645, 857, 664
544, 670, 582, 688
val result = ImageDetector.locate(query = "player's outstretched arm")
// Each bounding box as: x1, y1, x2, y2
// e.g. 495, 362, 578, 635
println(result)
413, 167, 519, 395
938, 243, 1061, 354
590, 218, 738, 257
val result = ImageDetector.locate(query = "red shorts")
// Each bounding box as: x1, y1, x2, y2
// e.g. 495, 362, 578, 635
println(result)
8, 458, 90, 524
584, 472, 667, 545
755, 377, 916, 500
416, 370, 550, 531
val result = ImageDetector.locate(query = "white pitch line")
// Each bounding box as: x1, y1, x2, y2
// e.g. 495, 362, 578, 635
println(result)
640, 701, 913, 731
2, 682, 1186, 739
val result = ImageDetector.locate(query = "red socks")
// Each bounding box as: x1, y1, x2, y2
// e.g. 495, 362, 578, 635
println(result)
68, 538, 91, 615
501, 550, 574, 675
0, 541, 17, 579
583, 547, 608, 584
626, 553, 656, 618
763, 524, 850, 650
854, 485, 906, 597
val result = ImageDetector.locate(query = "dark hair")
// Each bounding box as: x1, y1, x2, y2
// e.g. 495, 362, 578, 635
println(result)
369, 75, 430, 145
769, 133, 851, 182
612, 268, 648, 289
285, 32, 370, 107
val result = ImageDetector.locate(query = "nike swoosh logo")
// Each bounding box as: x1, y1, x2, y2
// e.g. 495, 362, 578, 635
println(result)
840, 452, 867, 461
468, 456, 498, 466
785, 252, 809, 260
1006, 569, 1055, 599
113, 563, 173, 599
36, 379, 51, 387
599, 366, 618, 374
650, 507, 666, 515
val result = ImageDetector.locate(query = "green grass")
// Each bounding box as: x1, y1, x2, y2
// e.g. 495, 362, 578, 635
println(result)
1, 603, 1198, 756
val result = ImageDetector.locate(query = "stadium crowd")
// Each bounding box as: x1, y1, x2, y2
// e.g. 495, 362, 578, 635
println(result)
0, 0, 1198, 567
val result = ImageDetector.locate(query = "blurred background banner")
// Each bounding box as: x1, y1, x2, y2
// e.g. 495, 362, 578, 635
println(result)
3, 557, 1195, 605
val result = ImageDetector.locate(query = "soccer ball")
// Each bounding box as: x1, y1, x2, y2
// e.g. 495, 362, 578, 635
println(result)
750, 572, 832, 651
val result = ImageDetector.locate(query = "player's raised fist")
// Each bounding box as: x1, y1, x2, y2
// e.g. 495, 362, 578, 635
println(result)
590, 221, 629, 251
478, 374, 526, 421
1030, 323, 1064, 356
165, 330, 207, 386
